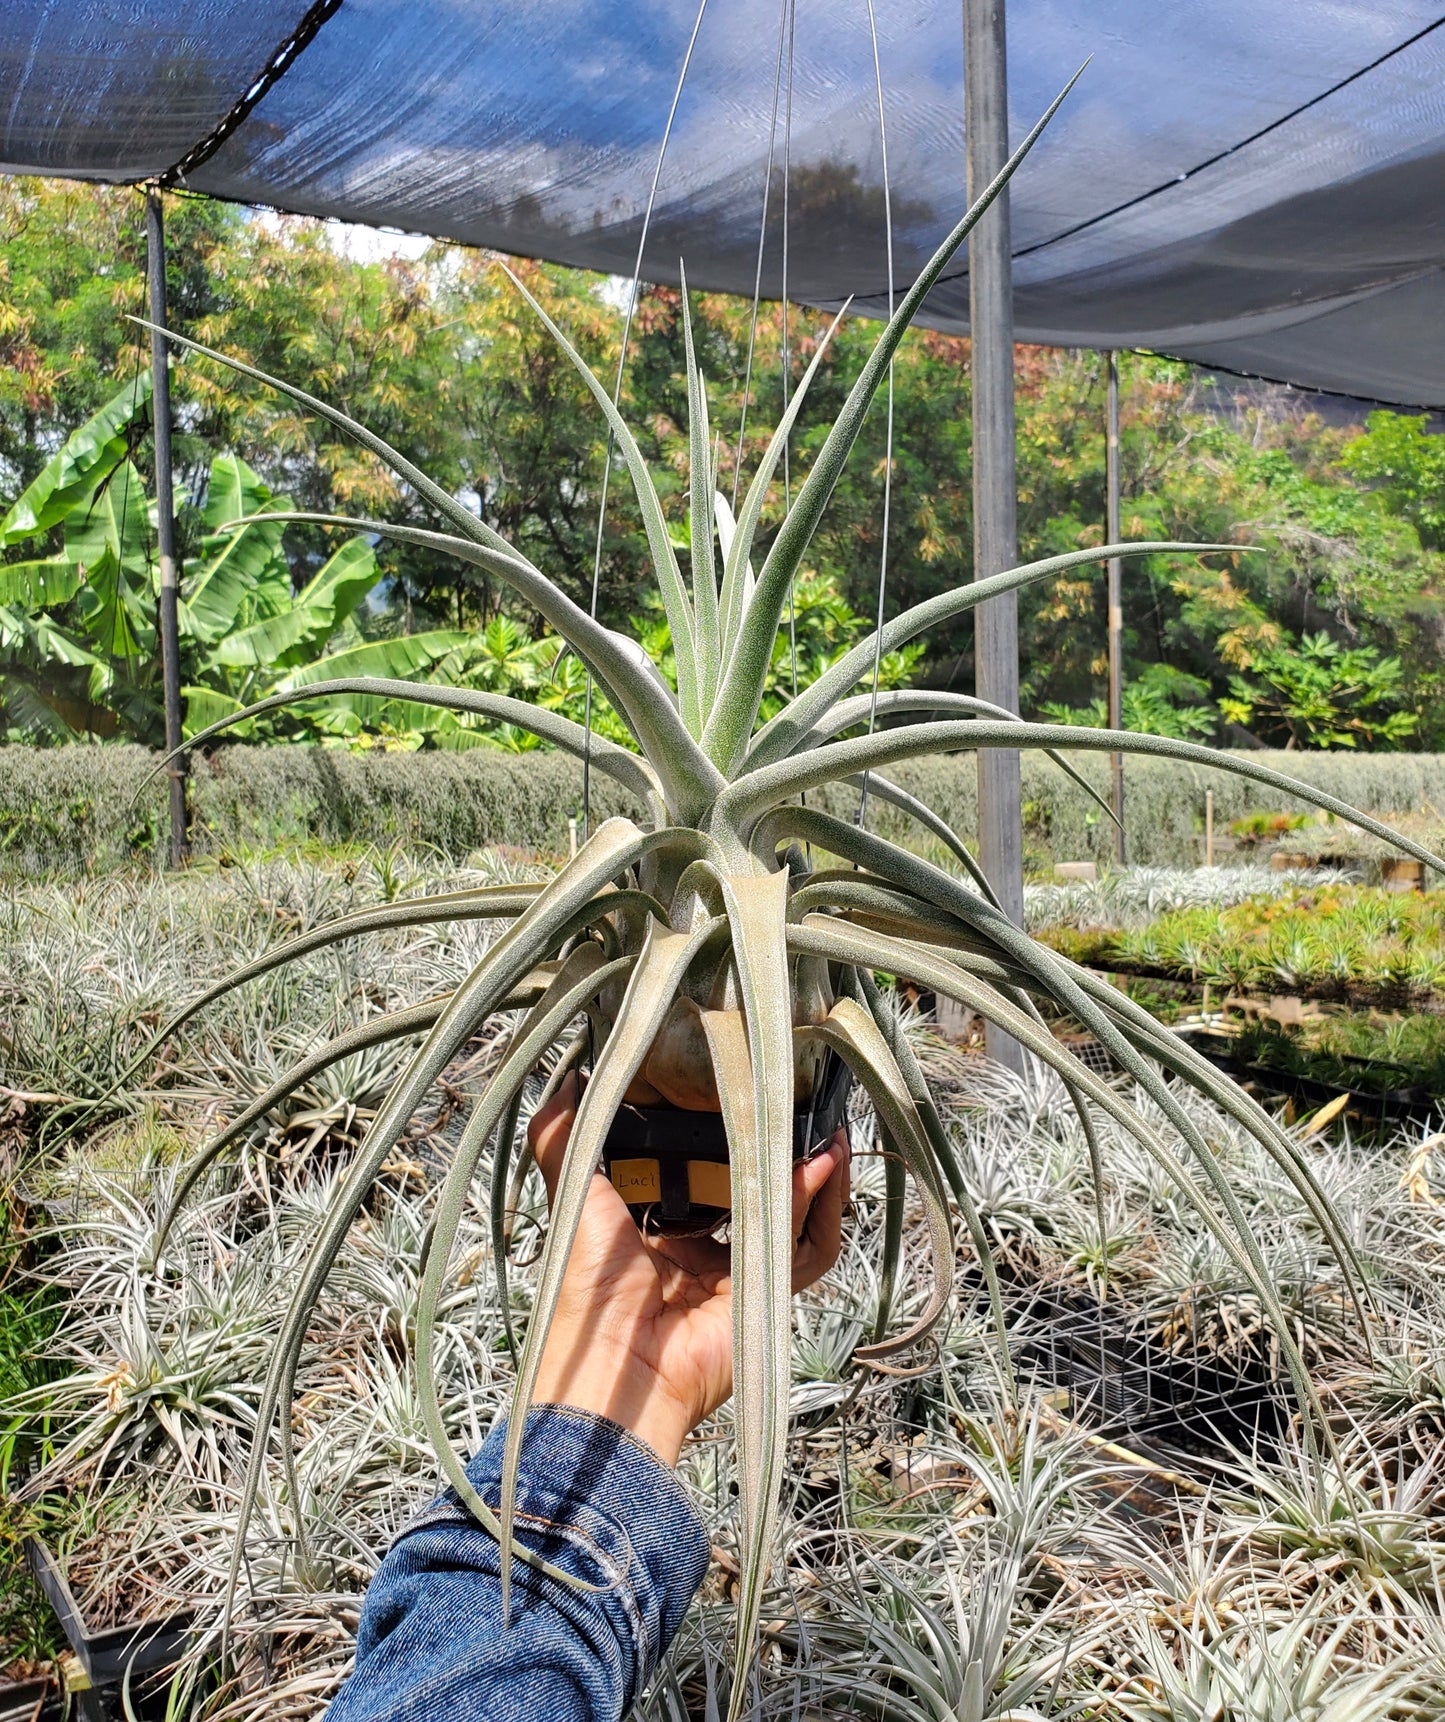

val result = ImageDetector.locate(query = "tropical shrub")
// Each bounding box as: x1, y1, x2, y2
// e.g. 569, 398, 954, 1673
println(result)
1220, 633, 1418, 750
316, 567, 923, 752
1341, 409, 1445, 550
1040, 662, 1217, 740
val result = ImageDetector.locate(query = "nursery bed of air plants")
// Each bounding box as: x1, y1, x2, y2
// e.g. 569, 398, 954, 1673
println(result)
1037, 883, 1445, 1016
1, 849, 544, 1715
9, 938, 1445, 1719
1026, 871, 1445, 1123
8, 77, 1445, 1720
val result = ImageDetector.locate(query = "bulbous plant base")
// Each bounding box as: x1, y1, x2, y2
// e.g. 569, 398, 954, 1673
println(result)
603, 1052, 852, 1232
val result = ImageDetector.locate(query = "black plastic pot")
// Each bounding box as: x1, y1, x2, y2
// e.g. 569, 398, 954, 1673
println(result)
603, 1051, 853, 1229
0, 1672, 53, 1721
24, 1539, 192, 1705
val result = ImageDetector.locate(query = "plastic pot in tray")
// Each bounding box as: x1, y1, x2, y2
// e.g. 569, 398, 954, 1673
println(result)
0, 1672, 53, 1721
24, 1538, 193, 1692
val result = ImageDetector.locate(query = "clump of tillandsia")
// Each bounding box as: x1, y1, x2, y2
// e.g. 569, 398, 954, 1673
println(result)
130, 83, 1445, 1706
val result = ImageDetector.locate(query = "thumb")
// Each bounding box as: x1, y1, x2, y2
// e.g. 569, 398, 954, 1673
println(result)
527, 1072, 581, 1203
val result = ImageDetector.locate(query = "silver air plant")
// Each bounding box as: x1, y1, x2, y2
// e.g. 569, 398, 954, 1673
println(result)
132, 82, 1443, 1709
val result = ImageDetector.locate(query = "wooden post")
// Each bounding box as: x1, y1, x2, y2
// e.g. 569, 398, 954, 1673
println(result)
145, 187, 189, 867
1205, 789, 1215, 868
966, 0, 1024, 1072
1105, 350, 1125, 866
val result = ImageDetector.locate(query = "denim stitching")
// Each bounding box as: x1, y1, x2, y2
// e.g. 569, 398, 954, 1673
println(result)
387, 1408, 697, 1683
392, 1498, 650, 1666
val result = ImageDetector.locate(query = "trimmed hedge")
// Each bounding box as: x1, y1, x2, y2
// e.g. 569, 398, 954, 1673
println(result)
858, 749, 1445, 872
2, 741, 1443, 876
0, 745, 640, 875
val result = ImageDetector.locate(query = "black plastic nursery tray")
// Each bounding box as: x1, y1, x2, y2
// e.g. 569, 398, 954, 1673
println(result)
25, 1538, 192, 1696
0, 1672, 54, 1721
1182, 1027, 1440, 1129
997, 1275, 1288, 1463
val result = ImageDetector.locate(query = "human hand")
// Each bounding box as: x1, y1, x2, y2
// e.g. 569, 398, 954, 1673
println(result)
527, 1075, 850, 1465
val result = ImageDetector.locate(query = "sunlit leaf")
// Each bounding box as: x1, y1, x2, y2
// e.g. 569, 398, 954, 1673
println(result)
0, 374, 150, 546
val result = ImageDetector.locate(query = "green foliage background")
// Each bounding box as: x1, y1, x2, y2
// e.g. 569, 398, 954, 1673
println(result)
2, 177, 1442, 748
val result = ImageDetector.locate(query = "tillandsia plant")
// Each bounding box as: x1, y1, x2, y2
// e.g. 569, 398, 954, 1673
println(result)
127, 81, 1445, 1701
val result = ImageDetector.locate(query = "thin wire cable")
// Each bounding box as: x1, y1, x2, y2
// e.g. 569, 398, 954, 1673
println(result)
847, 15, 1445, 309
782, 0, 798, 702
731, 0, 792, 515
1029, 16, 1445, 273
581, 0, 710, 838
855, 0, 896, 830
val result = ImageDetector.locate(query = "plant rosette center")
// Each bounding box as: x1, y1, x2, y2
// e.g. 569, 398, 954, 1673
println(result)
593, 873, 848, 1228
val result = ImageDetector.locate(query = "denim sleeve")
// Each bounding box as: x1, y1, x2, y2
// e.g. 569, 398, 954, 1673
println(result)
327, 1405, 711, 1722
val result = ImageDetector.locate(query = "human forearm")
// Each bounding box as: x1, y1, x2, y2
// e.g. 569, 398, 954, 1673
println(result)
533, 1314, 696, 1465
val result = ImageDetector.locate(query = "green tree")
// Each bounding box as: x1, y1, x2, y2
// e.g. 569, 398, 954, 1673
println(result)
0, 180, 233, 492
1342, 411, 1445, 548
4, 180, 1443, 751
0, 181, 626, 631
1219, 632, 1418, 749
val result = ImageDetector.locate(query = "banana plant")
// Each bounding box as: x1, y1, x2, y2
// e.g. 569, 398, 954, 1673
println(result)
178, 453, 434, 735
0, 376, 154, 737
0, 383, 465, 742
137, 81, 1445, 1708
177, 461, 469, 741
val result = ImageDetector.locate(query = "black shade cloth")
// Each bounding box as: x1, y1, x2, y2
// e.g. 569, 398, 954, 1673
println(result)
5, 0, 1444, 405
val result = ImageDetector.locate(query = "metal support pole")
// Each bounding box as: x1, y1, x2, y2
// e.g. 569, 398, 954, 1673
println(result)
965, 0, 1024, 1071
1105, 350, 1126, 866
145, 188, 188, 867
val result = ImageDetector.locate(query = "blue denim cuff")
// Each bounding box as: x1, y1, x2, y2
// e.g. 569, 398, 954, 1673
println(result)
456, 1404, 709, 1664
342, 1404, 710, 1718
